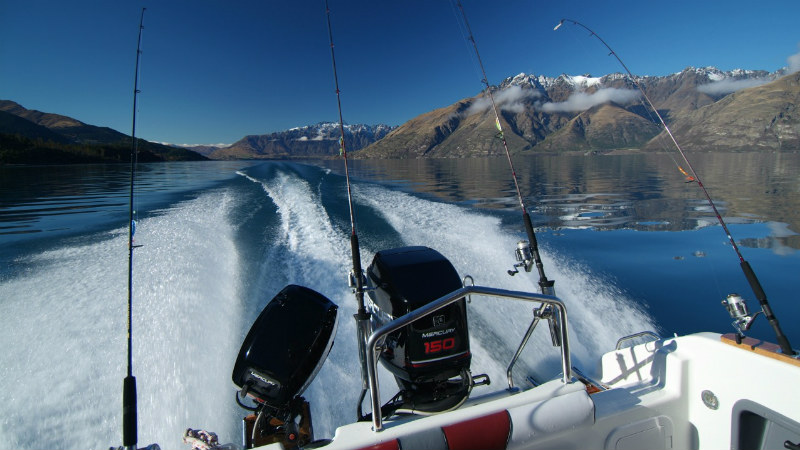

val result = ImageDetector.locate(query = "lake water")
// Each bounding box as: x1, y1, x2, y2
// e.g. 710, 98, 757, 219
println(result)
1, 153, 798, 449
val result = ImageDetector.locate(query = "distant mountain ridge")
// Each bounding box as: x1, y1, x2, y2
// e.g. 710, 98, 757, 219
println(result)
0, 100, 207, 164
357, 66, 797, 158
210, 122, 396, 159
0, 110, 74, 144
2, 100, 142, 145
3, 65, 797, 164
169, 143, 229, 157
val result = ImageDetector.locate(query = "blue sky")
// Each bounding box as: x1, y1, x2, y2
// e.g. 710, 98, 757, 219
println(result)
1, 1, 799, 145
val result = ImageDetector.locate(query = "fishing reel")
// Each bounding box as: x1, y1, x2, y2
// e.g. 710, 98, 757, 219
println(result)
507, 240, 534, 276
722, 293, 762, 342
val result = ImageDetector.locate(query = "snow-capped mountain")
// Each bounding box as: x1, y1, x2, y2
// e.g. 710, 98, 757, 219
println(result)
208, 65, 796, 160
500, 67, 774, 93
210, 122, 396, 159
357, 66, 798, 157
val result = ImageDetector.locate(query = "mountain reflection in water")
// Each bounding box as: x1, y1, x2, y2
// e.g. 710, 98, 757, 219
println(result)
314, 152, 800, 250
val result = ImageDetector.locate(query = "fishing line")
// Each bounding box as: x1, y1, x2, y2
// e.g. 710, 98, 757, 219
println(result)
556, 22, 687, 176
554, 18, 794, 355
453, 0, 555, 296
323, 0, 372, 419
123, 8, 146, 450
628, 84, 690, 177
563, 26, 600, 73
131, 24, 145, 228
448, 1, 484, 92
555, 21, 708, 191
324, 0, 364, 306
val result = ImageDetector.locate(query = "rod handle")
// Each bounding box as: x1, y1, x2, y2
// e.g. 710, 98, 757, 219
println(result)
123, 375, 138, 447
741, 261, 795, 355
523, 212, 555, 295
351, 232, 365, 310
522, 211, 537, 249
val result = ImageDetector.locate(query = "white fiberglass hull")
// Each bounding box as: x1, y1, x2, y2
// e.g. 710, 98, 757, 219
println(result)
274, 332, 799, 450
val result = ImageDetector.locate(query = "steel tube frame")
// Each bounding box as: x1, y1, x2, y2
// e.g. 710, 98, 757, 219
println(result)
364, 285, 572, 431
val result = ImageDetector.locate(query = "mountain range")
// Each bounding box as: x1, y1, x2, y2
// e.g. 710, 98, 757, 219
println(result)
2, 65, 798, 164
209, 122, 396, 159
357, 67, 799, 158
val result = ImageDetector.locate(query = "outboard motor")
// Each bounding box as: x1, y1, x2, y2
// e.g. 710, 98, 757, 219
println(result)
232, 285, 338, 449
366, 246, 474, 413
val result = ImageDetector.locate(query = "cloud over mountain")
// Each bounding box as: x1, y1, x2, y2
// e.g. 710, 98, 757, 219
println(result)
788, 44, 800, 74
540, 88, 640, 112
697, 77, 770, 95
466, 85, 540, 115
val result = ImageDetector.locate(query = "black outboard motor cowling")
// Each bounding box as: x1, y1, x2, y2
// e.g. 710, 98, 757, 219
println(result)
232, 284, 337, 448
366, 246, 471, 412
233, 284, 338, 407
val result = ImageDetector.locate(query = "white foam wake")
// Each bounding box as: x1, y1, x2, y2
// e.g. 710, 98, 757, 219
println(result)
243, 170, 375, 437
0, 189, 243, 450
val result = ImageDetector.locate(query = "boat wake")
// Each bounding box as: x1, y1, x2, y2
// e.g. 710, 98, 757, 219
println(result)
0, 163, 656, 449
0, 189, 243, 450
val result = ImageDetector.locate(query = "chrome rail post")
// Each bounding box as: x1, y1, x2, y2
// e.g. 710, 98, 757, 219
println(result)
506, 310, 542, 389
364, 285, 572, 431
365, 332, 382, 431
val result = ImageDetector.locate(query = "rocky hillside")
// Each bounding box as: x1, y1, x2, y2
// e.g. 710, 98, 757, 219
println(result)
645, 72, 800, 152
356, 67, 796, 158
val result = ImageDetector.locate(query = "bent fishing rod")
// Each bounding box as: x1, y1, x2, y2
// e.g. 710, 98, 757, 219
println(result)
455, 0, 555, 297
123, 7, 146, 450
554, 18, 795, 355
323, 0, 373, 419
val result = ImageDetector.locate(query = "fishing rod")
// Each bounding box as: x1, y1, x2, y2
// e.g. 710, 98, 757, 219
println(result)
123, 7, 146, 450
323, 0, 373, 419
554, 18, 795, 356
454, 1, 555, 298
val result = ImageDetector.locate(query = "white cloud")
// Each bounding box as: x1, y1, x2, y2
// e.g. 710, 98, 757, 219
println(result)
697, 77, 770, 95
787, 44, 800, 74
540, 88, 640, 113
466, 85, 540, 116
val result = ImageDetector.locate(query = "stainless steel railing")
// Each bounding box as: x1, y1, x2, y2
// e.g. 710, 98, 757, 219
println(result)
364, 285, 572, 431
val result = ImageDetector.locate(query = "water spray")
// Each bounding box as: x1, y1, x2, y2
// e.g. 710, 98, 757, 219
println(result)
554, 18, 794, 355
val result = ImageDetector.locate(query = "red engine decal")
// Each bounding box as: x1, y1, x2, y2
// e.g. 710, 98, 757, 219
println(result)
424, 337, 456, 354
